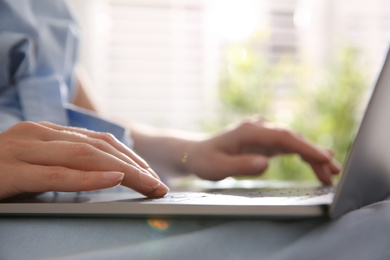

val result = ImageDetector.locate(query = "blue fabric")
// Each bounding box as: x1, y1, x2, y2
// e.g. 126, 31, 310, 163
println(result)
0, 0, 131, 146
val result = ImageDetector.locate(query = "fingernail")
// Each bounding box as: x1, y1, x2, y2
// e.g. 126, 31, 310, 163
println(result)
150, 184, 170, 198
103, 172, 125, 181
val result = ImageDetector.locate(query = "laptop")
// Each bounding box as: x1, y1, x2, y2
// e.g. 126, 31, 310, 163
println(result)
1, 48, 390, 219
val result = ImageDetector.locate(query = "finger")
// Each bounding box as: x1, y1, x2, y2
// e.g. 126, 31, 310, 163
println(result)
326, 149, 335, 157
330, 160, 341, 174
235, 122, 340, 184
36, 125, 146, 176
210, 154, 269, 180
251, 126, 332, 164
11, 164, 125, 195
38, 122, 160, 180
18, 140, 169, 198
310, 163, 333, 185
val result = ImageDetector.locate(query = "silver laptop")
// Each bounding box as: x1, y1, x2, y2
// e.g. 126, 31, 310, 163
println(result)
1, 48, 390, 219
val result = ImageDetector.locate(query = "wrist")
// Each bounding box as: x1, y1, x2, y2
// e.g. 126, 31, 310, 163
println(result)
177, 140, 197, 174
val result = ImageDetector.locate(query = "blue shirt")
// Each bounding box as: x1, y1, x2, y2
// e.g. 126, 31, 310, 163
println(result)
0, 0, 131, 146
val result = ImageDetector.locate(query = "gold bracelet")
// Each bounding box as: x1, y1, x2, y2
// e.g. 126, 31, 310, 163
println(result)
181, 152, 188, 163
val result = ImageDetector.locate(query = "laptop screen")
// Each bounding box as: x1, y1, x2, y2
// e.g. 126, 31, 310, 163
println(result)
330, 48, 390, 219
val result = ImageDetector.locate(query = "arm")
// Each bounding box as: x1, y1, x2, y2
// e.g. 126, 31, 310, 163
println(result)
130, 119, 340, 184
129, 123, 202, 179
73, 68, 340, 184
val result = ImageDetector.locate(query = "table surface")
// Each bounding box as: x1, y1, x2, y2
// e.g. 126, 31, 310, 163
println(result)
1, 198, 390, 260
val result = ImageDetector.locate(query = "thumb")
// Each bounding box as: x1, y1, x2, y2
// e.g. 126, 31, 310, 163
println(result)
218, 154, 269, 178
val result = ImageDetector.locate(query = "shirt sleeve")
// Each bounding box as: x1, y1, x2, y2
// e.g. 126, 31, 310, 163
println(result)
67, 104, 132, 147
0, 31, 34, 131
0, 0, 133, 146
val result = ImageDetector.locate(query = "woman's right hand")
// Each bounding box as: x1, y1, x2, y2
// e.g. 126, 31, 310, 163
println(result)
0, 121, 169, 200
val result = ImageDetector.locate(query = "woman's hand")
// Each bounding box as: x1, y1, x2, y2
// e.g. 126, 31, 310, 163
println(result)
184, 118, 341, 185
0, 121, 169, 200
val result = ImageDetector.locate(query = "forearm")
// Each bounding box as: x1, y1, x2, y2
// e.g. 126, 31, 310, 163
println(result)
129, 122, 205, 178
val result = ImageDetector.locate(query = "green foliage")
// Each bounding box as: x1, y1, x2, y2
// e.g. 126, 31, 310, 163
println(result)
211, 42, 369, 181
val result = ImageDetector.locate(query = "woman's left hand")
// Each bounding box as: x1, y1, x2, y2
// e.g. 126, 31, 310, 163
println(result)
183, 118, 341, 185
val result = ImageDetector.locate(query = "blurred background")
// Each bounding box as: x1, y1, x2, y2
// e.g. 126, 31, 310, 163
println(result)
67, 0, 390, 181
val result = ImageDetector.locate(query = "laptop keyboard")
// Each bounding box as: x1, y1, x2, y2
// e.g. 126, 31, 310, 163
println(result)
150, 192, 210, 202
150, 186, 335, 203
209, 186, 335, 198
50, 185, 335, 203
